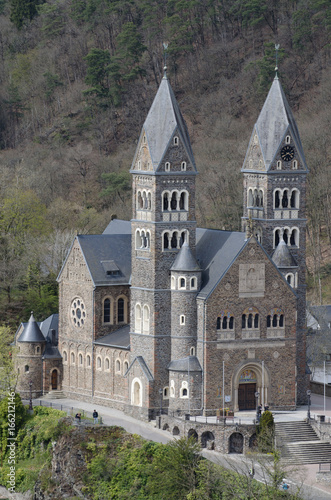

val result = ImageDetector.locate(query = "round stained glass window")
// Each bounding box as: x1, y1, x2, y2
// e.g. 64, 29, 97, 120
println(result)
71, 297, 86, 327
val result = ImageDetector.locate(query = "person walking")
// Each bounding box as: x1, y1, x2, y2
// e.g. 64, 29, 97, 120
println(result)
93, 409, 99, 424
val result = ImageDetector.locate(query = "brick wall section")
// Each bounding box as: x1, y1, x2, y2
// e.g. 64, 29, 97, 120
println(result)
160, 415, 257, 454
197, 238, 297, 414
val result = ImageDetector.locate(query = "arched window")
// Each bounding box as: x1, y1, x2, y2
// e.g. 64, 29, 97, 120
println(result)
282, 190, 289, 208
274, 190, 280, 208
277, 160, 282, 170
117, 298, 124, 322
165, 162, 170, 171
274, 229, 281, 247
71, 352, 75, 364
267, 309, 285, 329
217, 313, 234, 331
163, 232, 169, 250
190, 347, 195, 356
163, 387, 169, 398
105, 358, 110, 370
163, 192, 169, 210
36, 346, 40, 354
87, 354, 91, 367
171, 192, 177, 210
179, 192, 186, 210
171, 232, 178, 249
97, 356, 102, 369
79, 353, 83, 365
292, 160, 298, 170
170, 380, 175, 397
180, 381, 188, 398
285, 135, 291, 144
179, 277, 186, 289
63, 350, 68, 362
180, 315, 185, 325
143, 305, 150, 334
132, 378, 142, 406
25, 365, 29, 372
171, 276, 176, 289
135, 303, 142, 333
217, 317, 221, 330
116, 296, 127, 323
242, 308, 259, 330
181, 161, 186, 171
103, 298, 111, 324
190, 277, 197, 289
116, 359, 121, 373
124, 360, 129, 372
173, 136, 179, 145
290, 228, 299, 246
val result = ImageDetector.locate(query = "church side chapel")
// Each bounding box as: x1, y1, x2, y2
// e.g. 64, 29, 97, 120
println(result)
15, 64, 308, 420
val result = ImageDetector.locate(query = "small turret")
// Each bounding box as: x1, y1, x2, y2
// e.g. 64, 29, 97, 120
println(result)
16, 312, 46, 398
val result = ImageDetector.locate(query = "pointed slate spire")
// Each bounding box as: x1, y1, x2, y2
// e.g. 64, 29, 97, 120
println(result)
242, 77, 308, 172
131, 77, 196, 173
255, 77, 307, 170
18, 312, 45, 343
272, 239, 297, 268
171, 241, 200, 271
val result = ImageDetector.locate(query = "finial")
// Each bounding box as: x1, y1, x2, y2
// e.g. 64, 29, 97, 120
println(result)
275, 44, 280, 79
163, 42, 169, 79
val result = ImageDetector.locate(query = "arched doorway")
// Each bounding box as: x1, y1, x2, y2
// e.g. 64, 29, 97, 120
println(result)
238, 369, 257, 410
188, 429, 198, 442
229, 433, 244, 454
51, 370, 58, 390
201, 431, 215, 449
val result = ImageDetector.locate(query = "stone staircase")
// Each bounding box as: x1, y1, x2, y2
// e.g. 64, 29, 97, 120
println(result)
275, 420, 331, 464
44, 390, 66, 399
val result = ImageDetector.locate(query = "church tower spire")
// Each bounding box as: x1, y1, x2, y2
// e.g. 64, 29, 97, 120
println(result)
129, 75, 198, 414
241, 77, 308, 403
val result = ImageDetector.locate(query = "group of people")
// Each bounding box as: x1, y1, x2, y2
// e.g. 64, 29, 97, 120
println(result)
75, 409, 99, 424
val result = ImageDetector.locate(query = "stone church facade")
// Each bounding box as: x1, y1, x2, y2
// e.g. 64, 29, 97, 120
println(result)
16, 73, 309, 420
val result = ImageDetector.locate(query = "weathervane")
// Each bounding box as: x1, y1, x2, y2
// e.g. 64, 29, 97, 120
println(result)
275, 44, 280, 79
163, 42, 169, 78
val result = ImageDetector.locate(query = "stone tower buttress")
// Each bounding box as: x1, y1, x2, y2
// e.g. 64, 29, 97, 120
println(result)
241, 76, 308, 403
130, 75, 198, 407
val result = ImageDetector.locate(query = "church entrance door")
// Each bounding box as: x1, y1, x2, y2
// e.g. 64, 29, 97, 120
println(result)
238, 383, 256, 410
51, 370, 58, 390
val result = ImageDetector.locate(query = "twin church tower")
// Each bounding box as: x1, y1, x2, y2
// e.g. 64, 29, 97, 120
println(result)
16, 70, 308, 418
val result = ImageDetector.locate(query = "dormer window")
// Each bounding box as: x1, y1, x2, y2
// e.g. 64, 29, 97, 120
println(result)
173, 136, 179, 145
101, 260, 120, 277
165, 162, 170, 171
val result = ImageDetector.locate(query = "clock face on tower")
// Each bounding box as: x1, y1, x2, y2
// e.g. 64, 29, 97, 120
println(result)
280, 145, 295, 162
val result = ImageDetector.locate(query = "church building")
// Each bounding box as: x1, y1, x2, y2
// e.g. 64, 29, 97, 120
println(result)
16, 71, 309, 420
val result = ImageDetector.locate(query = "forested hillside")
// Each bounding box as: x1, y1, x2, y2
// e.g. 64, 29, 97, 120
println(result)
0, 0, 330, 325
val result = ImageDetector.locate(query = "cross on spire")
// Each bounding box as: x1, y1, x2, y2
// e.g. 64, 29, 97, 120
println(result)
275, 44, 280, 79
163, 42, 169, 79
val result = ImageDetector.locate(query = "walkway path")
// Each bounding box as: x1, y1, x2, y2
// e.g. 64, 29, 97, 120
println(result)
32, 395, 331, 500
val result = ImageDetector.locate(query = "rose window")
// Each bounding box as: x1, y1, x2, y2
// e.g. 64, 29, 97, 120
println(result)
71, 298, 86, 327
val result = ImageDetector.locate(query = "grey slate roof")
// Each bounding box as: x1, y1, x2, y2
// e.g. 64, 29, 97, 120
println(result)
272, 240, 297, 268
103, 218, 132, 235
307, 305, 331, 331
127, 356, 154, 381
77, 234, 131, 286
196, 228, 246, 299
171, 241, 200, 271
243, 77, 307, 171
18, 313, 46, 343
94, 325, 130, 349
131, 76, 196, 172
168, 356, 202, 372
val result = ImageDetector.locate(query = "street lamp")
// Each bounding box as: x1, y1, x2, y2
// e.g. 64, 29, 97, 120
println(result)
255, 391, 260, 423
307, 390, 311, 421
29, 380, 33, 411
159, 388, 163, 416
